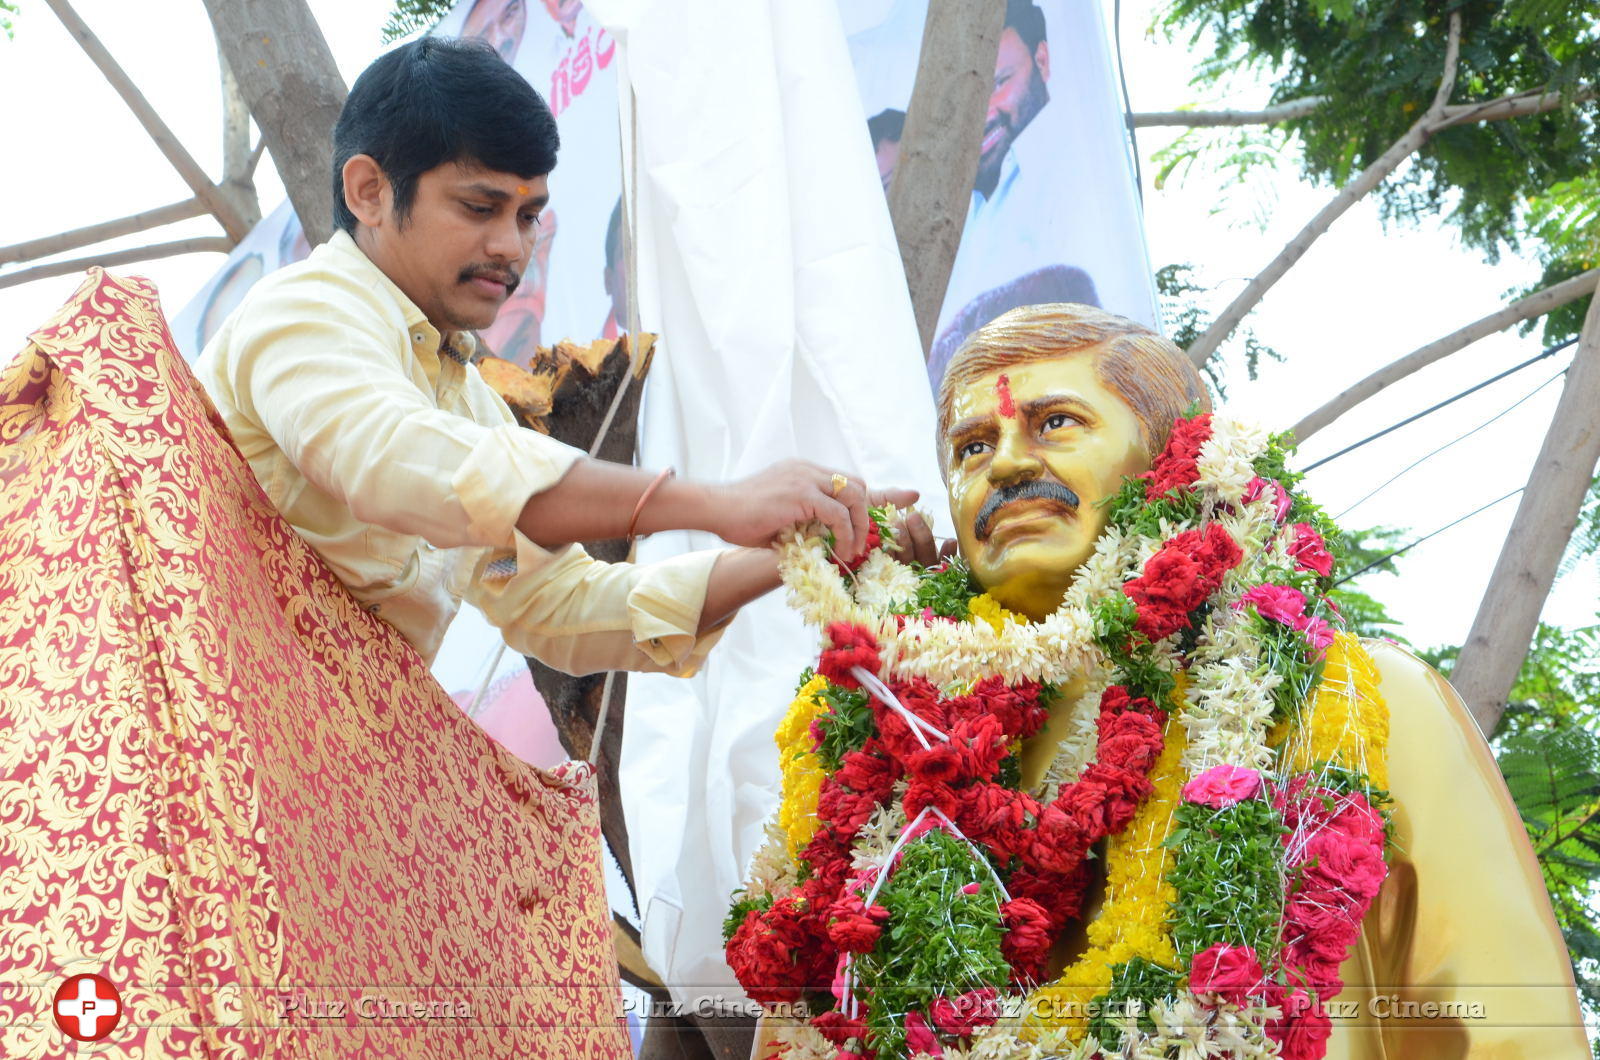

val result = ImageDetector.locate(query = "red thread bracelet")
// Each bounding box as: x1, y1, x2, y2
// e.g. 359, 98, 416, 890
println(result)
627, 467, 676, 543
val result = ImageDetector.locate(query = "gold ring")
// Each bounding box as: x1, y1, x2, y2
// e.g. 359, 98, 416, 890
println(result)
830, 473, 849, 497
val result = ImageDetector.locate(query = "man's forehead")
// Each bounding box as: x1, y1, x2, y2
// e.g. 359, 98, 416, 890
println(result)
945, 352, 1111, 421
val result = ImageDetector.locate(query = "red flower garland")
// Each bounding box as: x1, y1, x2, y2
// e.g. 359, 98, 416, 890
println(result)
1122, 524, 1244, 641
1139, 413, 1213, 500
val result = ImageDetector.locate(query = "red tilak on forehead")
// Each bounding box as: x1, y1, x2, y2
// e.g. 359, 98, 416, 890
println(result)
996, 374, 1016, 418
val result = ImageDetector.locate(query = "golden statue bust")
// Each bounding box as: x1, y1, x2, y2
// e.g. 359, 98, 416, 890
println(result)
734, 303, 1585, 1060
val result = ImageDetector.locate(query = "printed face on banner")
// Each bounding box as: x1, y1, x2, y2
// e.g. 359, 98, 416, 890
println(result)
462, 0, 528, 63
540, 0, 585, 38
977, 24, 1050, 199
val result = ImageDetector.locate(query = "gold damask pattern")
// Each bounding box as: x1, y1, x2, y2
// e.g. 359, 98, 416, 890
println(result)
0, 271, 631, 1058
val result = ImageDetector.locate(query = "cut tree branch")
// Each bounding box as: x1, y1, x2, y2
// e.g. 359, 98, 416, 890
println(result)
0, 237, 233, 290
1450, 286, 1600, 735
1291, 268, 1600, 443
1130, 96, 1327, 128
44, 0, 253, 243
0, 199, 207, 266
1184, 12, 1463, 370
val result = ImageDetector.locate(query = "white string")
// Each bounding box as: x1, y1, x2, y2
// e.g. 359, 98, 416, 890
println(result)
850, 665, 946, 747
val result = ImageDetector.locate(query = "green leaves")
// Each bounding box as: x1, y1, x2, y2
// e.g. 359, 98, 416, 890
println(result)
1087, 958, 1185, 1045
1167, 799, 1288, 960
895, 556, 980, 621
381, 0, 455, 43
854, 830, 1011, 1054
814, 681, 875, 772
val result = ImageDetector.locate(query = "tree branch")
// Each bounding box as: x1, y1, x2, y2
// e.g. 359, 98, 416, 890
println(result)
1291, 268, 1600, 443
1185, 13, 1463, 370
0, 237, 233, 290
43, 0, 252, 243
1450, 286, 1600, 735
1130, 96, 1327, 128
1435, 83, 1598, 130
0, 199, 207, 266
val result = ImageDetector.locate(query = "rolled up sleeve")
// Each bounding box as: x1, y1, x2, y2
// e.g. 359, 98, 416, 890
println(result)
229, 286, 582, 549
468, 531, 731, 676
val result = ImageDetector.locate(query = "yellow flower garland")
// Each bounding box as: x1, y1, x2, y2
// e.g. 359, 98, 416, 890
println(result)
776, 674, 830, 861
1273, 632, 1390, 790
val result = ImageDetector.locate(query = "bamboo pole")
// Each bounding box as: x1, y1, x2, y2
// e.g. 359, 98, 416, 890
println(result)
43, 0, 252, 243
0, 237, 233, 290
0, 199, 207, 266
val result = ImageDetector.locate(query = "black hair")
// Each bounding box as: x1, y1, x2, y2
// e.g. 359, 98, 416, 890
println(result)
605, 197, 623, 272
331, 36, 559, 235
1004, 0, 1047, 53
866, 108, 907, 148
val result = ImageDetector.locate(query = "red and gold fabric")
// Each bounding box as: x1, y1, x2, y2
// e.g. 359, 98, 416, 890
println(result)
0, 270, 631, 1059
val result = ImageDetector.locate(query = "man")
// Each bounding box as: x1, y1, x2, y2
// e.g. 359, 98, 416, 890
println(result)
934, 305, 1586, 1055
599, 197, 625, 339
199, 36, 934, 678
461, 0, 527, 64
975, 0, 1049, 201
866, 108, 905, 193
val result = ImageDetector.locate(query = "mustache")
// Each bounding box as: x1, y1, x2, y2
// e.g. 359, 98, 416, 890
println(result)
459, 263, 521, 296
975, 479, 1079, 541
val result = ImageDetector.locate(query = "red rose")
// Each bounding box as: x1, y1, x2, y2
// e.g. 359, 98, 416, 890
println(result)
1095, 709, 1165, 773
1023, 803, 1090, 874
818, 622, 880, 687
1123, 524, 1243, 641
837, 749, 898, 802
904, 777, 962, 820
904, 1009, 944, 1057
1188, 942, 1265, 1005
1265, 983, 1333, 1060
929, 987, 1000, 1036
1287, 522, 1335, 578
825, 893, 891, 954
952, 714, 1009, 780
1007, 864, 1089, 931
1302, 828, 1387, 901
956, 782, 1035, 856
810, 1007, 867, 1046
1099, 684, 1159, 717
905, 740, 966, 785
1000, 897, 1053, 982
971, 676, 1048, 739
1058, 763, 1152, 839
1140, 413, 1213, 501
817, 779, 878, 836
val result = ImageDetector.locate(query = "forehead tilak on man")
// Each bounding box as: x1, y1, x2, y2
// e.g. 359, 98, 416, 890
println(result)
935, 303, 1211, 470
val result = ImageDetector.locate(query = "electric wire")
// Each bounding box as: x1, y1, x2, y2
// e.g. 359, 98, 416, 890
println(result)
1301, 336, 1578, 473
1333, 488, 1524, 587
1333, 367, 1568, 521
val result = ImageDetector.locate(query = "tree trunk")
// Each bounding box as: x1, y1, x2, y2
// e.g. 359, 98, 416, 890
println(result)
886, 0, 1005, 356
1450, 290, 1600, 734
199, 0, 347, 245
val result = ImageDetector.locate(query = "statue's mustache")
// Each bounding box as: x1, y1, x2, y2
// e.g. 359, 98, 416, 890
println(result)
974, 480, 1080, 540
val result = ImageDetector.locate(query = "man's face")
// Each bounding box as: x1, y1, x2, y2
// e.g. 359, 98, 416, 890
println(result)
977, 27, 1049, 194
541, 0, 584, 36
875, 137, 901, 192
363, 161, 549, 333
464, 0, 527, 62
945, 352, 1148, 620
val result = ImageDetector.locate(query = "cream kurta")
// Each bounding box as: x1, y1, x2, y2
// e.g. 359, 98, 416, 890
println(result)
198, 230, 726, 674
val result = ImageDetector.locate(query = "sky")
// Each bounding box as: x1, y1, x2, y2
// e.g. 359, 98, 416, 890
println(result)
1, 0, 1594, 657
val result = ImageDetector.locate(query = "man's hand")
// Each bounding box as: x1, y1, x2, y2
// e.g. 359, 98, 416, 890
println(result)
707, 460, 917, 560
883, 508, 940, 568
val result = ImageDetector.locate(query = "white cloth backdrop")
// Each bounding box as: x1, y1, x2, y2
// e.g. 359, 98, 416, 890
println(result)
583, 0, 947, 1004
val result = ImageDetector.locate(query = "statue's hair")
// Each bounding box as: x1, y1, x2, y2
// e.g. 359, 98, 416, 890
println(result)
936, 302, 1211, 474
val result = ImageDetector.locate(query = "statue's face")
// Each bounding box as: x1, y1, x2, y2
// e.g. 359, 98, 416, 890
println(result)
944, 351, 1149, 620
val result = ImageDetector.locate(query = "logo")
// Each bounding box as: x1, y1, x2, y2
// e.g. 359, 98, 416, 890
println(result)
52, 973, 122, 1042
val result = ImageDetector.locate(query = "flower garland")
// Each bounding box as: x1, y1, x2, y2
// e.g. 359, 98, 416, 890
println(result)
726, 412, 1391, 1060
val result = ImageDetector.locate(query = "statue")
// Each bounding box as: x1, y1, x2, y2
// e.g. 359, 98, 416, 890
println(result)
726, 304, 1586, 1060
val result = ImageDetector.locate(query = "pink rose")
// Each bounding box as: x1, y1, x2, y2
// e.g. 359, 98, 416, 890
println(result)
929, 987, 1000, 1035
904, 1009, 944, 1057
1182, 764, 1264, 808
1300, 616, 1337, 659
1303, 828, 1387, 900
1188, 942, 1265, 1004
1235, 584, 1308, 626
1287, 523, 1335, 577
1244, 477, 1292, 523
961, 882, 980, 895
